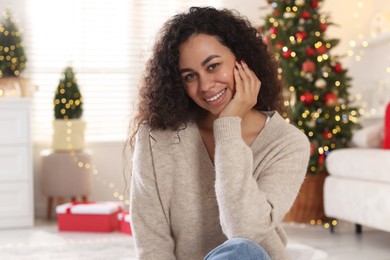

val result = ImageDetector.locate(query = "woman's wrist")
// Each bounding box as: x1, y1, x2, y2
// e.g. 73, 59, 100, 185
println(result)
213, 117, 242, 143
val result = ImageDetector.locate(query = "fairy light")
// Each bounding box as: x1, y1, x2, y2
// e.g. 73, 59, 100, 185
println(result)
63, 126, 129, 205
57, 93, 129, 207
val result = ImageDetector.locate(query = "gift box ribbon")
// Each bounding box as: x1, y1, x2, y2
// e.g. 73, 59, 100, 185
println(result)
66, 201, 96, 214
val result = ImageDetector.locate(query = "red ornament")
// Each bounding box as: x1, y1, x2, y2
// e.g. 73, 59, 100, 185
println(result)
333, 63, 343, 73
318, 154, 325, 166
282, 49, 292, 59
316, 45, 328, 54
322, 130, 333, 139
276, 42, 284, 49
319, 22, 328, 32
306, 47, 316, 56
310, 0, 319, 8
295, 31, 308, 40
302, 60, 316, 73
301, 10, 311, 19
300, 92, 314, 105
274, 10, 281, 17
269, 26, 278, 35
324, 92, 338, 107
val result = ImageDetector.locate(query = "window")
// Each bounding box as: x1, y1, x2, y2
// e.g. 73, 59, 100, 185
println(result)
24, 0, 222, 142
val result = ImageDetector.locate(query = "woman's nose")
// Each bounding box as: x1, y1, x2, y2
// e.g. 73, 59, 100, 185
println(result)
199, 74, 215, 92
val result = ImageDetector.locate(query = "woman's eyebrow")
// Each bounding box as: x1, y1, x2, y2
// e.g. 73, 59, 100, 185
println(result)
179, 55, 221, 74
201, 55, 220, 66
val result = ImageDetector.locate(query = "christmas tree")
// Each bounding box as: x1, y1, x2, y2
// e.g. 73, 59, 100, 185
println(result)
261, 0, 360, 174
0, 9, 27, 78
54, 67, 83, 119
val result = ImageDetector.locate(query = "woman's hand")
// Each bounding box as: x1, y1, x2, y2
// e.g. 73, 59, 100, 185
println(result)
219, 61, 261, 118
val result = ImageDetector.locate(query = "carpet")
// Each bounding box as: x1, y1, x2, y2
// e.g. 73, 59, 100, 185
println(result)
0, 228, 327, 260
0, 231, 136, 260
287, 242, 328, 260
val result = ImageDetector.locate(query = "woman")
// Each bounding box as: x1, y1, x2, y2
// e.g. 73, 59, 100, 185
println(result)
130, 6, 310, 260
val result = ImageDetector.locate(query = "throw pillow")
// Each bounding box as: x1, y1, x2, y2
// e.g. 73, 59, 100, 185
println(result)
383, 102, 390, 149
352, 123, 384, 148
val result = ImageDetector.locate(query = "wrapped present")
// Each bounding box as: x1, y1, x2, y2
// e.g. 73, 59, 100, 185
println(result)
56, 201, 123, 232
118, 211, 132, 235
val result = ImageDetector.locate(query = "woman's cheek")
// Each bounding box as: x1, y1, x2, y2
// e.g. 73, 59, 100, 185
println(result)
221, 70, 235, 88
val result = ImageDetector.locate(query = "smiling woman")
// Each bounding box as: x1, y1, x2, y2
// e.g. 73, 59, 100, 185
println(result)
129, 6, 310, 260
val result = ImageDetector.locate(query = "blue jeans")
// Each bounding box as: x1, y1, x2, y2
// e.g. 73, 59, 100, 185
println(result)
204, 238, 271, 260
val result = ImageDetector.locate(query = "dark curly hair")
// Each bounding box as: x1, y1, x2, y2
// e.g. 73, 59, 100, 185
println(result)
133, 6, 283, 133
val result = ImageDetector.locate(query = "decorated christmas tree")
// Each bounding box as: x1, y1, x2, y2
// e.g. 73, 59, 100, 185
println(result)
0, 9, 27, 78
54, 67, 83, 119
261, 0, 360, 174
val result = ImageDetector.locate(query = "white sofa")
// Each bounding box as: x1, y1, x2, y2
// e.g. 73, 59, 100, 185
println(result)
324, 123, 390, 233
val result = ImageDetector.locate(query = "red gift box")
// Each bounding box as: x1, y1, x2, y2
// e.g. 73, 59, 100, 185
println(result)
56, 201, 123, 232
118, 211, 132, 235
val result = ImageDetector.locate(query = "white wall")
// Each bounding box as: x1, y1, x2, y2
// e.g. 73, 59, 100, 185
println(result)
322, 0, 390, 118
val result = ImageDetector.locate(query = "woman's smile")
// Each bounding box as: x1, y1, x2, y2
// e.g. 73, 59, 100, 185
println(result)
204, 88, 226, 103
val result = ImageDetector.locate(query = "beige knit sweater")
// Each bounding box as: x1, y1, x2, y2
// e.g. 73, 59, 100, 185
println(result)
130, 111, 310, 260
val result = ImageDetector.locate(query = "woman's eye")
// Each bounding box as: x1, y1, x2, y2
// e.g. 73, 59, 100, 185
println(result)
208, 63, 219, 71
184, 73, 196, 81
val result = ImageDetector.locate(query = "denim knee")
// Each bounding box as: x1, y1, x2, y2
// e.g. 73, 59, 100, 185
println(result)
204, 238, 271, 260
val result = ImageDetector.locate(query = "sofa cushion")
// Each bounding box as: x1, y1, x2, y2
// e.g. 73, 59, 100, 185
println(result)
326, 148, 390, 183
352, 123, 384, 148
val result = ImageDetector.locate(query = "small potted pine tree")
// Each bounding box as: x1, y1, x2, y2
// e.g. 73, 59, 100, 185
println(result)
0, 8, 30, 97
52, 66, 85, 151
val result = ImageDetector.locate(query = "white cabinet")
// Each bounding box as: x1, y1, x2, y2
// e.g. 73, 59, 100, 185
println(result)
0, 99, 34, 228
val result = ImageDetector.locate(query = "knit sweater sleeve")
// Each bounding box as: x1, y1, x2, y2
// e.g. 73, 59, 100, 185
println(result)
130, 125, 175, 260
213, 116, 310, 242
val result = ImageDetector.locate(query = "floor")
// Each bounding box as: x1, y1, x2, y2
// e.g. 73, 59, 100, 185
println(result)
0, 219, 389, 260
285, 221, 390, 260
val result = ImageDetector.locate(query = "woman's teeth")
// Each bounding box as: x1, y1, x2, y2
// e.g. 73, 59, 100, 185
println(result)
205, 89, 226, 102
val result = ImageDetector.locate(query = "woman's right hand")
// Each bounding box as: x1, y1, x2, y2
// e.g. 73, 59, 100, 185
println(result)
219, 61, 261, 118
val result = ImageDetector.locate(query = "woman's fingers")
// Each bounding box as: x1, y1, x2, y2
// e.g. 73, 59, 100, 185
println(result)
234, 63, 243, 95
236, 61, 250, 92
237, 61, 261, 102
221, 60, 261, 118
243, 62, 260, 91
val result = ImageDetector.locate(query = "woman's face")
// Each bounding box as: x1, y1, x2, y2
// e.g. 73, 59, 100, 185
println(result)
178, 33, 236, 117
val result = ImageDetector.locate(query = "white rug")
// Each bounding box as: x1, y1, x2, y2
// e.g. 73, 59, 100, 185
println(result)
287, 242, 328, 260
0, 232, 136, 260
0, 227, 327, 260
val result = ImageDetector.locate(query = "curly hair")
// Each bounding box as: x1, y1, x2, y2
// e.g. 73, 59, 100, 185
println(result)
133, 6, 283, 133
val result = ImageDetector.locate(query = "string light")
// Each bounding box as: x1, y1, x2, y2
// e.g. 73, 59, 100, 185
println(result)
64, 124, 130, 206
55, 93, 129, 207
